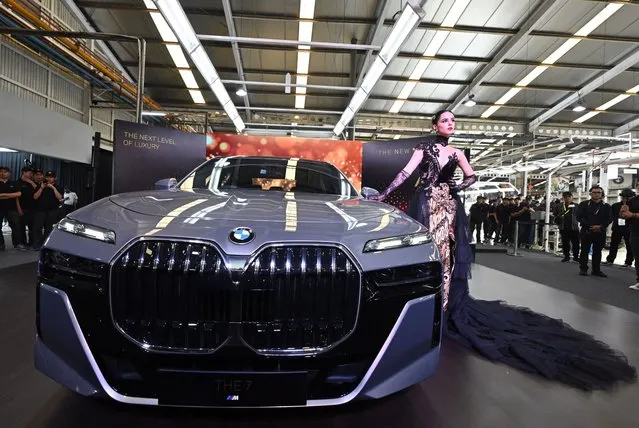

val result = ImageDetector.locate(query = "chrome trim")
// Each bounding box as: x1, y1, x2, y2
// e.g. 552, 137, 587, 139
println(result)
107, 237, 233, 355
107, 237, 363, 357
40, 283, 158, 406
42, 281, 434, 408
235, 242, 363, 357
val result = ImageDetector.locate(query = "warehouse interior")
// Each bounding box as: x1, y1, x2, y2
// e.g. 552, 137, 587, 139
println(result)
0, 0, 638, 427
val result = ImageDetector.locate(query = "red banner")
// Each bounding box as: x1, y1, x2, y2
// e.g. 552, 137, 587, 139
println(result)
206, 133, 364, 190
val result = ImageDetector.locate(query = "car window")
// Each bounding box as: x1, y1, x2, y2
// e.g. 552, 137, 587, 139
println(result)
179, 157, 356, 197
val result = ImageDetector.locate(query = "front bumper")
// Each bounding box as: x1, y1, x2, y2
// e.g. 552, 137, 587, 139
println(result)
35, 283, 442, 408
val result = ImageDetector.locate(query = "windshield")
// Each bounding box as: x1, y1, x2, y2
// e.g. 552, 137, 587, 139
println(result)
179, 157, 357, 197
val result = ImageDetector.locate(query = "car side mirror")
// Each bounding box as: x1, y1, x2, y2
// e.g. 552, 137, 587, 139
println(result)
154, 178, 178, 191
361, 186, 380, 199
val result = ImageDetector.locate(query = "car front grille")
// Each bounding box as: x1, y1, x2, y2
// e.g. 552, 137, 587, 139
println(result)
109, 240, 361, 355
241, 246, 360, 355
110, 241, 232, 352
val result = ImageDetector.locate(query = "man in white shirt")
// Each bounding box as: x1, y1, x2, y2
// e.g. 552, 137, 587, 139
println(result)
63, 188, 78, 215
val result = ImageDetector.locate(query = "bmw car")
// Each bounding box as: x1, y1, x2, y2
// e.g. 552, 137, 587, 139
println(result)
35, 155, 443, 408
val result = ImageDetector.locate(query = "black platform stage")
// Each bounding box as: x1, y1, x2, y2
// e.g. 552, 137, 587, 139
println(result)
1, 254, 637, 428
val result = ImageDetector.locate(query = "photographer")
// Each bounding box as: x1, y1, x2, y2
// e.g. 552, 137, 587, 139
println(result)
32, 171, 63, 248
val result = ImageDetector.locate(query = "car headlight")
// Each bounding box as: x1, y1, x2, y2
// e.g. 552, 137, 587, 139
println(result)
57, 218, 116, 244
363, 232, 432, 253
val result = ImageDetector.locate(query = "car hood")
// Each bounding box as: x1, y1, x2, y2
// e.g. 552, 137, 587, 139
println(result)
107, 189, 396, 224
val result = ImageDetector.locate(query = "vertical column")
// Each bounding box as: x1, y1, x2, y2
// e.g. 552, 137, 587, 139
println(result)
544, 171, 552, 253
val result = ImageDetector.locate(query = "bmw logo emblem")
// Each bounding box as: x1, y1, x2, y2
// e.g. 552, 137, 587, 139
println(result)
229, 227, 255, 244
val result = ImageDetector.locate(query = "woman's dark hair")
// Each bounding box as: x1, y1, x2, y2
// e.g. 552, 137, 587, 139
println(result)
432, 109, 454, 125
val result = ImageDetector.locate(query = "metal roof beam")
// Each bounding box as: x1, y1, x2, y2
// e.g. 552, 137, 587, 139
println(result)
76, 1, 639, 44
448, 0, 564, 112
614, 117, 639, 136
221, 0, 250, 118
529, 45, 639, 132
354, 0, 390, 87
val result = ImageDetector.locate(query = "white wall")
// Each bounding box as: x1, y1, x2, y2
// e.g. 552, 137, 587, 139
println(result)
0, 90, 93, 164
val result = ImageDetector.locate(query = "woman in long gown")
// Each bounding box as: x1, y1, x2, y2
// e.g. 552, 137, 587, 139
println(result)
370, 109, 637, 391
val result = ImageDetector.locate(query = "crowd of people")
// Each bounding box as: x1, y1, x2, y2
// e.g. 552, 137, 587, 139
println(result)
468, 185, 637, 288
0, 165, 77, 251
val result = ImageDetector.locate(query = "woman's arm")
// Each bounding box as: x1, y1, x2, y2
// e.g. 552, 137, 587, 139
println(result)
371, 149, 423, 201
450, 149, 477, 191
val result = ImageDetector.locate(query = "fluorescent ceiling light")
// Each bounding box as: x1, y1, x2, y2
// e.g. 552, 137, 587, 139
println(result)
154, 0, 199, 54
409, 59, 431, 80
0, 147, 17, 152
142, 111, 167, 116
423, 31, 448, 57
496, 88, 521, 105
386, 0, 468, 114
153, 0, 244, 131
573, 111, 600, 123
542, 39, 580, 65
598, 94, 630, 111
299, 0, 315, 19
628, 84, 639, 94
397, 81, 417, 100
294, 0, 316, 111
361, 56, 386, 93
480, 3, 624, 119
348, 88, 368, 112
574, 3, 623, 37
481, 106, 500, 118
378, 6, 420, 63
296, 51, 311, 75
211, 78, 231, 106
190, 46, 219, 84
517, 66, 549, 86
189, 89, 205, 104
165, 44, 190, 68
389, 100, 406, 114
441, 0, 471, 27
178, 69, 198, 89
298, 21, 314, 44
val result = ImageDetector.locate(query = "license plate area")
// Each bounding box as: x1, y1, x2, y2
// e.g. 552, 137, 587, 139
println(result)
156, 369, 308, 407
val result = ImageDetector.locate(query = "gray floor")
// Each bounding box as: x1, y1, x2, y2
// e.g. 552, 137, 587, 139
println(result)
476, 250, 639, 313
0, 258, 637, 428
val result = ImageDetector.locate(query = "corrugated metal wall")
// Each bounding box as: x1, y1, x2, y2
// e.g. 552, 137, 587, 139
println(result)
0, 0, 137, 146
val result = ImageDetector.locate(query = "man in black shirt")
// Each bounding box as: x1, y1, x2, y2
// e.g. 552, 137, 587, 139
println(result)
0, 166, 22, 250
469, 196, 489, 243
576, 185, 612, 277
15, 167, 37, 248
606, 188, 634, 267
32, 170, 63, 248
553, 191, 580, 262
620, 186, 639, 290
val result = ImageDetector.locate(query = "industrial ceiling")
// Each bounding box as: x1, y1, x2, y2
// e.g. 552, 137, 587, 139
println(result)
5, 0, 639, 176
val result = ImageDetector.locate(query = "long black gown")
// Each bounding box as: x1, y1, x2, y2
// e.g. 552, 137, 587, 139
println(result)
380, 134, 637, 391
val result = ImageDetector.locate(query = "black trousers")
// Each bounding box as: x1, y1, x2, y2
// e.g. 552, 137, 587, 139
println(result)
606, 227, 632, 265
470, 220, 483, 242
579, 230, 605, 273
630, 235, 639, 281
0, 210, 21, 248
559, 229, 580, 259
33, 209, 62, 247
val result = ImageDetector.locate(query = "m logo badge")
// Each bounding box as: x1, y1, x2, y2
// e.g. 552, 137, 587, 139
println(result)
229, 227, 255, 244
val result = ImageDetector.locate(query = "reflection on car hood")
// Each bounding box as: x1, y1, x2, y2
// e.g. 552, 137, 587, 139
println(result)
108, 189, 396, 224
